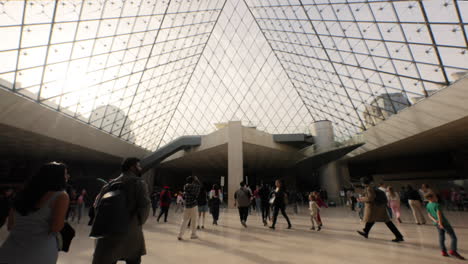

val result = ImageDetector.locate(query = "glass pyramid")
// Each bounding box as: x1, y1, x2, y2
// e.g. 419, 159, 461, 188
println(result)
0, 0, 467, 150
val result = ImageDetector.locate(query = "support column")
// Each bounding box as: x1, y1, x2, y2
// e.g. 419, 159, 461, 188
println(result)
227, 121, 243, 208
311, 121, 341, 203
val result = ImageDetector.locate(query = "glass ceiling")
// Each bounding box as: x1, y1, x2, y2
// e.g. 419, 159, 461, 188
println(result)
0, 0, 467, 150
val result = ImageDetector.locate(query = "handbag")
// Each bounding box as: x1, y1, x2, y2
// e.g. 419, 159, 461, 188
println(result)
57, 222, 75, 252
269, 196, 275, 205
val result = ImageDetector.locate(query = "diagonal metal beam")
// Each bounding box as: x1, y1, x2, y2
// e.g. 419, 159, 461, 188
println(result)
418, 0, 449, 85
298, 0, 366, 129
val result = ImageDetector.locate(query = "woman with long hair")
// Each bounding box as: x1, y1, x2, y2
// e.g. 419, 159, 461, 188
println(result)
387, 186, 402, 223
0, 162, 70, 264
270, 179, 292, 230
209, 184, 223, 225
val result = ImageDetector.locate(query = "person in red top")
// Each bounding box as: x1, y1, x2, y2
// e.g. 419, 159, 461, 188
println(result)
157, 186, 172, 223
313, 191, 327, 228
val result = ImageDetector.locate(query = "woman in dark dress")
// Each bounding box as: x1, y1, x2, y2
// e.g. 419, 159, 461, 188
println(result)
209, 184, 222, 225
270, 179, 292, 229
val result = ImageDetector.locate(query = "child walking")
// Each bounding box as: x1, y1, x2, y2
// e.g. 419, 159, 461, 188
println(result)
425, 193, 465, 259
309, 194, 321, 231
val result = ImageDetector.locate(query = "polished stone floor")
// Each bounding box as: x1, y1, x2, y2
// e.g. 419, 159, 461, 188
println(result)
1, 206, 467, 263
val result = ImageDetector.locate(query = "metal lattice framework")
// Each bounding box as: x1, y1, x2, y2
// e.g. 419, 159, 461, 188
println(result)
0, 0, 467, 150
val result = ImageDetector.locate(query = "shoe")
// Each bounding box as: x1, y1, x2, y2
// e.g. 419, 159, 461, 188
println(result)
269, 226, 275, 230
213, 220, 216, 225
310, 227, 315, 230
392, 237, 404, 242
197, 226, 200, 230
202, 226, 204, 229
263, 220, 267, 226
398, 218, 402, 223
417, 223, 421, 225
449, 251, 465, 260
357, 231, 368, 239
317, 226, 321, 231
441, 251, 449, 257
287, 225, 292, 229
177, 237, 182, 241
241, 221, 247, 228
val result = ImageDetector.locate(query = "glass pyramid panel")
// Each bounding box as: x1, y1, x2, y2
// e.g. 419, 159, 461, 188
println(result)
164, 0, 314, 146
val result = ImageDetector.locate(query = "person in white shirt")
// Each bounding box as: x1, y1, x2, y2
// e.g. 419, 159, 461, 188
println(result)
387, 186, 402, 223
309, 194, 320, 231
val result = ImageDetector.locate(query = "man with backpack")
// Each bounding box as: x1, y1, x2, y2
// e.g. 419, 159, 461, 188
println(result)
356, 177, 404, 243
92, 157, 150, 264
234, 181, 252, 227
157, 186, 172, 222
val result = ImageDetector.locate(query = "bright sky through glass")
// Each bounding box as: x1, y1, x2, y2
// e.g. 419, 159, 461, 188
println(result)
0, 0, 467, 150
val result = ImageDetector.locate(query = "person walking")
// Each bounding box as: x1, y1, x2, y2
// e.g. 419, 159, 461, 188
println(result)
157, 187, 171, 223
308, 194, 320, 231
253, 185, 262, 215
0, 162, 70, 264
175, 192, 184, 213
259, 184, 271, 226
270, 179, 292, 230
356, 177, 404, 242
234, 181, 252, 228
197, 183, 208, 229
407, 185, 426, 225
209, 184, 222, 225
425, 193, 465, 259
92, 158, 151, 264
150, 191, 159, 217
313, 191, 327, 227
76, 189, 87, 224
387, 186, 402, 223
177, 176, 201, 240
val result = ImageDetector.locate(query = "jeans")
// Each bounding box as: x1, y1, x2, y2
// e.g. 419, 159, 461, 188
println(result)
238, 207, 249, 222
261, 202, 270, 221
271, 205, 291, 227
158, 206, 169, 222
255, 198, 262, 214
437, 225, 457, 252
363, 221, 403, 239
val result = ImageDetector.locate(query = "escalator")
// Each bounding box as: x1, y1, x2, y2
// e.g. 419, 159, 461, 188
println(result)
140, 136, 201, 173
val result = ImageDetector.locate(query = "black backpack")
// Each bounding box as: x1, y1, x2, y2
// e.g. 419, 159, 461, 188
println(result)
89, 178, 133, 238
374, 188, 388, 206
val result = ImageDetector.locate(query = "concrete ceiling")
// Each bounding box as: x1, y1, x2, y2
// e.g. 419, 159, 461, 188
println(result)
0, 123, 121, 164
348, 115, 468, 162
159, 142, 304, 170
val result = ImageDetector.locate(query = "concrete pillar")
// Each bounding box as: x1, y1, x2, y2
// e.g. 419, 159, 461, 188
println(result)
227, 121, 243, 208
311, 121, 341, 203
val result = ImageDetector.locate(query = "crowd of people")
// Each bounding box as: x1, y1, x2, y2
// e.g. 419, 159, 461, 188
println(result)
0, 158, 466, 263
